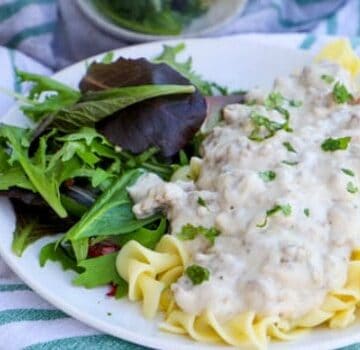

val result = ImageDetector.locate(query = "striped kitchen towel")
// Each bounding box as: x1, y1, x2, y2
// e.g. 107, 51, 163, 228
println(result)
2, 0, 360, 69
1, 33, 360, 350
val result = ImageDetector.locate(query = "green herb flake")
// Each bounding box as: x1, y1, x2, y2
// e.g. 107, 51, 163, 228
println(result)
321, 137, 351, 152
197, 197, 207, 208
281, 160, 298, 166
258, 170, 276, 182
321, 74, 335, 84
257, 204, 292, 228
347, 182, 359, 194
283, 141, 297, 153
178, 224, 219, 244
341, 168, 355, 177
245, 99, 257, 106
186, 264, 210, 285
332, 82, 353, 104
248, 112, 284, 142
265, 92, 285, 109
289, 99, 302, 107
304, 208, 310, 217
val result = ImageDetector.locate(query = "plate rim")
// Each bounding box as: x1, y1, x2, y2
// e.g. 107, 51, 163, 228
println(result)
2, 36, 359, 350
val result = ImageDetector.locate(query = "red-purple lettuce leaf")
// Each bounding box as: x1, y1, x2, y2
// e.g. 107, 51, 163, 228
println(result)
80, 58, 206, 157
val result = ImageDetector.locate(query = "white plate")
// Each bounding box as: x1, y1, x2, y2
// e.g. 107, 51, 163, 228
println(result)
76, 0, 248, 42
1, 36, 359, 350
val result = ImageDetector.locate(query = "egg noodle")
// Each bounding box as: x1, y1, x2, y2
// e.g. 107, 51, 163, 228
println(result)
116, 235, 360, 349
116, 40, 360, 349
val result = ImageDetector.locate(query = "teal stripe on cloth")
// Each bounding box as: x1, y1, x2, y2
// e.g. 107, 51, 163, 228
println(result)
6, 21, 56, 48
0, 309, 68, 326
0, 283, 30, 292
326, 14, 338, 34
269, 1, 346, 28
7, 49, 21, 93
351, 37, 360, 48
299, 34, 317, 49
358, 0, 360, 35
0, 0, 56, 22
24, 335, 146, 350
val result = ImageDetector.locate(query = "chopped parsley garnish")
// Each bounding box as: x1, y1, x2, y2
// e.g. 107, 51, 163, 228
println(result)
197, 196, 207, 207
304, 208, 310, 217
186, 264, 210, 285
264, 92, 292, 131
258, 170, 276, 182
341, 168, 355, 177
321, 74, 335, 84
257, 204, 292, 228
248, 112, 284, 142
265, 92, 285, 109
289, 99, 302, 107
282, 160, 298, 166
283, 141, 297, 153
332, 82, 353, 104
245, 99, 257, 106
321, 137, 351, 152
178, 224, 219, 244
347, 182, 358, 194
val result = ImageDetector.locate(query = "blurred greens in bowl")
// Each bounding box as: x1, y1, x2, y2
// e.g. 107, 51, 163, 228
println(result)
77, 0, 247, 41
92, 0, 210, 36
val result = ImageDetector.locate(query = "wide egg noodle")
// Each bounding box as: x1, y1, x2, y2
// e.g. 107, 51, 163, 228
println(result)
116, 237, 360, 349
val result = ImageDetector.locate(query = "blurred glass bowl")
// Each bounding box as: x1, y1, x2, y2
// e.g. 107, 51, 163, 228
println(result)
76, 0, 247, 42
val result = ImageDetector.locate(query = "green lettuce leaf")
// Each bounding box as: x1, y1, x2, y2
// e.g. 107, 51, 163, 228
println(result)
65, 169, 161, 244
38, 84, 195, 133
73, 252, 128, 298
39, 242, 82, 272
116, 217, 167, 249
11, 200, 76, 257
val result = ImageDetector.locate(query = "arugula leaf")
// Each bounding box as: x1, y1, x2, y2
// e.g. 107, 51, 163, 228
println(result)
258, 170, 276, 182
65, 170, 161, 244
40, 85, 195, 133
115, 218, 167, 249
321, 137, 351, 152
177, 224, 219, 244
0, 164, 34, 191
332, 82, 353, 104
73, 252, 128, 297
154, 43, 228, 96
0, 125, 67, 217
186, 264, 210, 285
17, 70, 81, 122
39, 242, 82, 272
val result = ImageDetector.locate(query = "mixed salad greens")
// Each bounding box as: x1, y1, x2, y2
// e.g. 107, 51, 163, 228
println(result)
0, 44, 242, 298
92, 0, 210, 35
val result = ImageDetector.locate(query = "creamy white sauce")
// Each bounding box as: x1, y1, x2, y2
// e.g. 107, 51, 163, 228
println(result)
128, 63, 360, 322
